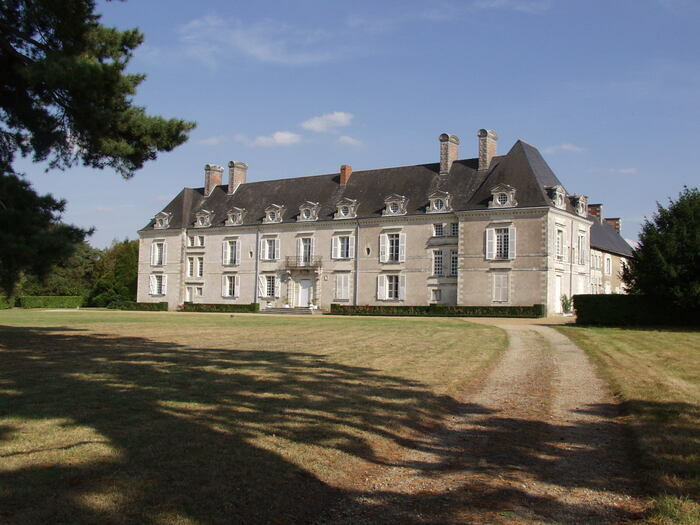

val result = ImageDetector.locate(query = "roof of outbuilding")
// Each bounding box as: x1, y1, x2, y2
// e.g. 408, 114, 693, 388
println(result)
589, 217, 633, 257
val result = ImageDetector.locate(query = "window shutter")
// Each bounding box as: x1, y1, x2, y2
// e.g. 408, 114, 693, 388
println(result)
162, 275, 167, 295
310, 237, 315, 258
274, 276, 281, 298
149, 274, 155, 294
258, 275, 266, 297
234, 275, 240, 298
289, 279, 296, 306
150, 243, 156, 265
398, 274, 406, 301
235, 241, 241, 265
222, 241, 228, 265
331, 236, 338, 259
563, 233, 568, 262
348, 235, 355, 259
377, 275, 386, 300
335, 274, 342, 299
379, 234, 387, 263
260, 239, 266, 260
398, 233, 406, 262
486, 228, 495, 260
296, 237, 302, 258
221, 275, 227, 297
343, 274, 349, 300
508, 226, 516, 259
274, 238, 280, 260
162, 243, 167, 265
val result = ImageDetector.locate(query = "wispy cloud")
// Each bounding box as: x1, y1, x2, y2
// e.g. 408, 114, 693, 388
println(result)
197, 135, 228, 146
301, 112, 354, 133
470, 0, 553, 13
179, 15, 337, 67
235, 131, 302, 147
337, 135, 362, 146
542, 143, 586, 154
608, 167, 638, 175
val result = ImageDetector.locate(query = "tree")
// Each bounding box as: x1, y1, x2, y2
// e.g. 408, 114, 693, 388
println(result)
623, 186, 700, 312
88, 239, 138, 306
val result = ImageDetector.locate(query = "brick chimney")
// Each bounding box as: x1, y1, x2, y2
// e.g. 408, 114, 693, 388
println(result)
228, 161, 248, 194
477, 129, 498, 171
588, 203, 603, 222
605, 217, 621, 233
439, 134, 460, 175
340, 164, 352, 185
204, 164, 223, 197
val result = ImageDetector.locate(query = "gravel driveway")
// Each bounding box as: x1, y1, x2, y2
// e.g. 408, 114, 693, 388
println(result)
316, 321, 648, 524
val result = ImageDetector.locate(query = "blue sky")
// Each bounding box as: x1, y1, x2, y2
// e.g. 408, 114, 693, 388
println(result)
19, 0, 700, 247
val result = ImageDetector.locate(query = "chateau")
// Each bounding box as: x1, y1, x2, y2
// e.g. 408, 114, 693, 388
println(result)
137, 130, 632, 313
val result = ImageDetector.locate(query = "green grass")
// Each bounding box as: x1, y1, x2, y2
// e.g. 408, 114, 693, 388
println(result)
557, 325, 700, 524
0, 309, 505, 524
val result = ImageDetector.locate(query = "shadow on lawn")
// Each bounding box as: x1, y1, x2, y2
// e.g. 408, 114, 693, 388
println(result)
0, 325, 655, 524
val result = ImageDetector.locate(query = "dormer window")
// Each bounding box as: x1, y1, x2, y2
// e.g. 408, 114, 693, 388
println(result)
570, 195, 588, 217
194, 210, 212, 228
546, 185, 567, 210
297, 201, 320, 222
334, 198, 358, 219
225, 207, 246, 226
427, 191, 452, 213
383, 194, 408, 216
488, 184, 517, 209
263, 204, 285, 224
153, 211, 172, 229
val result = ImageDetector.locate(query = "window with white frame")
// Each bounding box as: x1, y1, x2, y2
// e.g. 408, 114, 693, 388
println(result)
577, 233, 586, 265
332, 235, 354, 259
150, 241, 165, 266
450, 223, 459, 236
187, 256, 204, 278
222, 239, 239, 266
605, 255, 612, 275
222, 274, 239, 298
493, 273, 509, 302
433, 250, 443, 276
556, 229, 565, 261
431, 289, 442, 302
486, 226, 516, 260
261, 238, 279, 260
298, 237, 313, 264
377, 274, 405, 300
149, 274, 166, 296
433, 224, 444, 237
380, 232, 405, 263
450, 250, 458, 276
266, 275, 276, 297
188, 235, 205, 248
335, 273, 350, 300
388, 234, 400, 261
387, 275, 399, 299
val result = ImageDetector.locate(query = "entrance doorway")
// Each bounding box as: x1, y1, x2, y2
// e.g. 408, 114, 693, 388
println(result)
297, 279, 312, 307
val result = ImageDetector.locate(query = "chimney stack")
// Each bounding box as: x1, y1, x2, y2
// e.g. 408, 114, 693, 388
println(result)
204, 164, 223, 197
605, 217, 621, 234
588, 203, 603, 222
228, 161, 248, 194
477, 129, 498, 171
340, 164, 352, 185
439, 133, 460, 175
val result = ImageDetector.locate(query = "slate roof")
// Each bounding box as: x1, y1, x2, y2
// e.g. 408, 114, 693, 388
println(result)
589, 217, 633, 257
140, 139, 615, 244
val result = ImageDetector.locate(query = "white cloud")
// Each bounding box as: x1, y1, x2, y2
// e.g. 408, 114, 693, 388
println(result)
542, 143, 586, 154
301, 112, 354, 133
197, 135, 228, 146
337, 135, 362, 146
470, 0, 553, 13
235, 131, 302, 147
179, 15, 337, 66
608, 167, 638, 175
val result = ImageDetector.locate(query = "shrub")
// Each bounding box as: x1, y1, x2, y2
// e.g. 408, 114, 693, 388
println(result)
329, 303, 546, 318
0, 296, 11, 309
573, 294, 695, 326
180, 303, 260, 313
18, 296, 83, 308
111, 301, 168, 311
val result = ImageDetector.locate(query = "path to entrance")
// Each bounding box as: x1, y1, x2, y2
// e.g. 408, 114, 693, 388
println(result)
316, 321, 647, 524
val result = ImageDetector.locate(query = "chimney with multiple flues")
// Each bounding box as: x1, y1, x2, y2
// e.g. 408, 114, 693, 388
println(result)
478, 129, 498, 171
588, 204, 603, 222
439, 134, 460, 175
605, 217, 622, 233
340, 164, 352, 185
203, 164, 223, 196
228, 161, 248, 194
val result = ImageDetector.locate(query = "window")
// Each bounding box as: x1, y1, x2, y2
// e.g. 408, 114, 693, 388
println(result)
266, 275, 276, 297
154, 212, 171, 229
187, 256, 204, 278
333, 235, 353, 259
450, 250, 458, 276
387, 275, 399, 299
380, 232, 405, 263
577, 234, 586, 265
431, 289, 442, 302
433, 250, 443, 276
222, 275, 239, 298
556, 229, 565, 261
335, 198, 358, 219
223, 239, 239, 265
450, 223, 459, 236
486, 226, 516, 260
196, 287, 203, 297
300, 237, 313, 263
605, 256, 612, 275
433, 224, 444, 237
149, 274, 166, 296
388, 233, 400, 261
151, 241, 165, 266
335, 273, 350, 300
497, 193, 508, 205
261, 238, 279, 260
434, 199, 444, 210
383, 195, 407, 216
377, 274, 405, 300
493, 273, 509, 302
188, 235, 205, 247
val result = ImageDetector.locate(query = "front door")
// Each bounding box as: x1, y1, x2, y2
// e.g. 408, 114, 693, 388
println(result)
297, 279, 312, 307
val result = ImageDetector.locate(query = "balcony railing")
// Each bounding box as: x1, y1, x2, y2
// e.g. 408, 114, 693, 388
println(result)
285, 256, 322, 269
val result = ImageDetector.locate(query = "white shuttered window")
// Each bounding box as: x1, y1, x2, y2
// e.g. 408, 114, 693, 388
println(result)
335, 273, 350, 300
222, 274, 240, 298
493, 273, 509, 302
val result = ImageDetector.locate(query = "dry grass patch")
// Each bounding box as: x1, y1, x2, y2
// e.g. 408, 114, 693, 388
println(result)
0, 310, 504, 524
558, 325, 700, 524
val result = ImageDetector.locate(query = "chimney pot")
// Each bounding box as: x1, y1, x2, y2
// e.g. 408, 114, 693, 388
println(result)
228, 161, 248, 194
477, 129, 498, 171
439, 133, 460, 175
204, 164, 223, 197
340, 164, 352, 185
605, 217, 622, 234
588, 203, 603, 223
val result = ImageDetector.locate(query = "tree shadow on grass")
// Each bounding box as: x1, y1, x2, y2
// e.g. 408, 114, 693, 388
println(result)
0, 325, 658, 524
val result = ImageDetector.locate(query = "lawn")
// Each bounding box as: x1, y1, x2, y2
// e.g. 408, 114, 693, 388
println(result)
558, 325, 700, 525
0, 310, 505, 524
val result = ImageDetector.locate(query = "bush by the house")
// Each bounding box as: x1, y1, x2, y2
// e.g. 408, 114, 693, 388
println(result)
329, 303, 546, 318
573, 294, 696, 326
180, 303, 260, 313
0, 296, 11, 309
110, 301, 168, 311
18, 296, 83, 309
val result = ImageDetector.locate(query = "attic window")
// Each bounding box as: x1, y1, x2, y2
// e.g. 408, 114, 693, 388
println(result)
341, 206, 350, 216
334, 198, 358, 220
297, 201, 320, 222
194, 210, 212, 228
263, 204, 285, 224
225, 207, 246, 226
153, 212, 172, 229
571, 195, 588, 217
488, 184, 517, 209
268, 211, 277, 221
434, 199, 444, 210
382, 194, 408, 216
302, 209, 310, 219
497, 193, 508, 205
426, 191, 452, 214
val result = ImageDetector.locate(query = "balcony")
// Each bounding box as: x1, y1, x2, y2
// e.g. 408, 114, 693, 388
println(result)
285, 256, 322, 270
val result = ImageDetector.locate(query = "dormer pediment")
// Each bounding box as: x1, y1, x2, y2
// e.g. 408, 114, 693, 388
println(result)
263, 204, 285, 224
382, 194, 408, 216
489, 183, 518, 208
154, 211, 172, 229
427, 190, 451, 213
298, 201, 321, 222
545, 185, 566, 210
569, 194, 588, 217
225, 207, 247, 226
194, 209, 212, 228
334, 197, 358, 219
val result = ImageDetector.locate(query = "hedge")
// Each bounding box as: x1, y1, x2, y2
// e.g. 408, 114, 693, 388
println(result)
111, 301, 169, 311
573, 294, 697, 326
0, 296, 11, 309
329, 303, 546, 318
18, 296, 83, 309
180, 302, 260, 313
